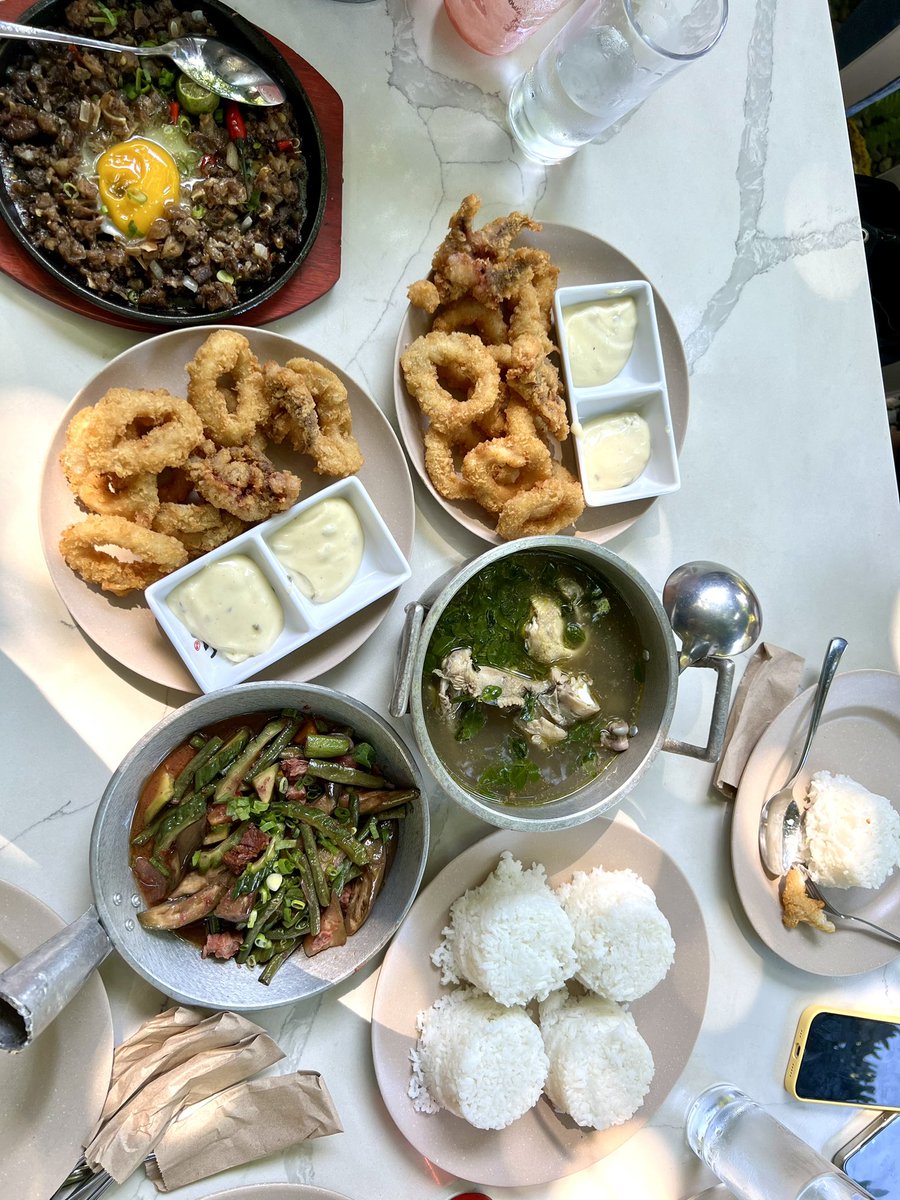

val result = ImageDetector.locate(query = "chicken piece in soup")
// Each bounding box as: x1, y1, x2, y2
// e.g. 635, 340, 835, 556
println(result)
422, 552, 644, 806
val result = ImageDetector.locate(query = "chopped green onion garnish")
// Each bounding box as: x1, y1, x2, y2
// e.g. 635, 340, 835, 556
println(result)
216, 269, 235, 285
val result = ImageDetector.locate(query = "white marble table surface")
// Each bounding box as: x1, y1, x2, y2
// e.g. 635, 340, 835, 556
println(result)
1, 0, 899, 1197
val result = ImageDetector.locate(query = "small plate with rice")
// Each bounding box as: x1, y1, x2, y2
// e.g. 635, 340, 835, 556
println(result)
371, 818, 709, 1188
732, 669, 900, 976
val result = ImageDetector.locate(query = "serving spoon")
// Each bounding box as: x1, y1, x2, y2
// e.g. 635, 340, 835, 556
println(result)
0, 20, 286, 105
757, 636, 848, 878
663, 560, 762, 673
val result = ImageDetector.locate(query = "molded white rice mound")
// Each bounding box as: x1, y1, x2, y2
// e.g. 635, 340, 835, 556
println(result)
804, 771, 900, 889
556, 866, 674, 1002
408, 989, 549, 1129
539, 989, 654, 1130
432, 851, 577, 1006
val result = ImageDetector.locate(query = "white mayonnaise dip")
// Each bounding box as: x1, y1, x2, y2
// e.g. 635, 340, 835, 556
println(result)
166, 554, 283, 663
269, 497, 365, 603
581, 411, 651, 490
564, 296, 638, 387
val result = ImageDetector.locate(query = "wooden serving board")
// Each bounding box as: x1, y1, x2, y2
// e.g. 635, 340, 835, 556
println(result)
0, 0, 343, 330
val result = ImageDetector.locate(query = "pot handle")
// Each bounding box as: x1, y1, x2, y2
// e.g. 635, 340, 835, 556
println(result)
661, 655, 734, 763
0, 907, 113, 1053
390, 601, 426, 718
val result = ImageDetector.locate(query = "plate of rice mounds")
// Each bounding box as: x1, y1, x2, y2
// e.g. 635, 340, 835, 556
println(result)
40, 326, 414, 692
371, 818, 709, 1187
393, 194, 689, 546
732, 669, 900, 976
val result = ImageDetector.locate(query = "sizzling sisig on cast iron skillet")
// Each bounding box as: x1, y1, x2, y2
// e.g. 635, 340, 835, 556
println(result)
0, 0, 326, 326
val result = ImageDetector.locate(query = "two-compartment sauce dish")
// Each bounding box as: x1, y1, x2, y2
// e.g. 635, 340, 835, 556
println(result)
553, 281, 681, 508
146, 476, 411, 692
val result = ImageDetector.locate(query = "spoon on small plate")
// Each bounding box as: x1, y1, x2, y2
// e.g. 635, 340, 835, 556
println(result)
0, 20, 286, 105
663, 561, 763, 673
758, 636, 848, 878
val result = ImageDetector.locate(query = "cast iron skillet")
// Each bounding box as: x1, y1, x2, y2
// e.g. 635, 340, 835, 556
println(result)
0, 0, 327, 325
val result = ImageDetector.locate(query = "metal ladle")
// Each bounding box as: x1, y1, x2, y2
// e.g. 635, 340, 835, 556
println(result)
663, 560, 763, 673
0, 20, 286, 105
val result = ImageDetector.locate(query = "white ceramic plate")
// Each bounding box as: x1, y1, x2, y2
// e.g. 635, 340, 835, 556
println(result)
731, 670, 900, 976
371, 819, 709, 1188
0, 880, 114, 1198
393, 223, 689, 545
200, 1187, 352, 1200
40, 327, 415, 693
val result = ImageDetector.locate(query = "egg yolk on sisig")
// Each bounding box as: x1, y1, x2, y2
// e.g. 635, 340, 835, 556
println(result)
96, 137, 180, 238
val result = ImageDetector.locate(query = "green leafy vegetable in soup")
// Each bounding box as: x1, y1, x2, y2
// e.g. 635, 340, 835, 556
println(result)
422, 552, 644, 806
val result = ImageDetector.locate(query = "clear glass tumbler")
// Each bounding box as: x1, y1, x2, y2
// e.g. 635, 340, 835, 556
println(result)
507, 0, 728, 163
444, 0, 569, 56
685, 1085, 875, 1200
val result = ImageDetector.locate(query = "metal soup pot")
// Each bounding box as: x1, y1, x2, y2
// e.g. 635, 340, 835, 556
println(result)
0, 683, 428, 1051
395, 538, 739, 832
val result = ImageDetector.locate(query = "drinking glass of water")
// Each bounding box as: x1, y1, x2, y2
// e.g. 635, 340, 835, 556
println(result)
685, 1084, 874, 1200
507, 0, 728, 164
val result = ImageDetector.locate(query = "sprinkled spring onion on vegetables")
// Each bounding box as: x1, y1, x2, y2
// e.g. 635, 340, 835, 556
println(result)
130, 708, 417, 983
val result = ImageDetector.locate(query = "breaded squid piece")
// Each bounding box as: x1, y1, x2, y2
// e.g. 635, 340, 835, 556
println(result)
497, 463, 585, 539
151, 501, 246, 558
262, 361, 319, 454
80, 388, 204, 477
187, 439, 301, 523
186, 329, 267, 447
59, 515, 187, 596
400, 332, 501, 437
283, 357, 364, 478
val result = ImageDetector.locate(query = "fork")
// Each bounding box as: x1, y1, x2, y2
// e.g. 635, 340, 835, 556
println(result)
802, 872, 900, 946
50, 1155, 157, 1200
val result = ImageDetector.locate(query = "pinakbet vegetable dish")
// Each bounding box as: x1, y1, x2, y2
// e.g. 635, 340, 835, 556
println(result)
0, 0, 315, 316
422, 550, 644, 807
131, 706, 418, 984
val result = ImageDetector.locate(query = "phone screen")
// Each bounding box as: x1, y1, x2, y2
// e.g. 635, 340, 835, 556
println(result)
842, 1116, 900, 1200
796, 1012, 900, 1107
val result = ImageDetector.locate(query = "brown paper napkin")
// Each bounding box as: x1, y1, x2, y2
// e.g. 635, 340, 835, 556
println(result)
97, 1008, 250, 1129
145, 1071, 343, 1192
714, 641, 806, 797
85, 1018, 284, 1182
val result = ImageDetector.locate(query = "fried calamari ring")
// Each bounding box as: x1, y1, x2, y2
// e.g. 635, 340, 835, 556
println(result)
432, 298, 508, 345
187, 440, 302, 523
400, 332, 500, 437
496, 463, 585, 540
461, 404, 552, 514
59, 408, 96, 488
79, 388, 203, 478
186, 330, 268, 447
423, 427, 482, 501
262, 361, 319, 455
283, 357, 364, 478
152, 502, 246, 557
59, 515, 188, 596
74, 470, 160, 526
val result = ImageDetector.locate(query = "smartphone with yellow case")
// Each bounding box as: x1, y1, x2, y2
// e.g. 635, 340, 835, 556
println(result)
785, 1005, 900, 1111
